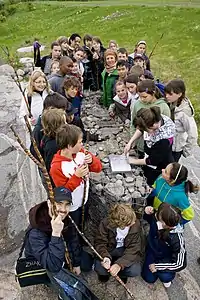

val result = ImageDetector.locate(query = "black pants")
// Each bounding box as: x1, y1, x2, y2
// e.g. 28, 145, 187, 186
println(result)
172, 151, 183, 162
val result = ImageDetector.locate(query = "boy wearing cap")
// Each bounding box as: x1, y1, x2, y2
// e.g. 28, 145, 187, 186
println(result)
24, 187, 82, 275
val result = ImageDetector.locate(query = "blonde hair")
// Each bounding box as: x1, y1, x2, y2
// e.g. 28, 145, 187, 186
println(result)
108, 204, 136, 228
27, 70, 50, 96
41, 107, 66, 138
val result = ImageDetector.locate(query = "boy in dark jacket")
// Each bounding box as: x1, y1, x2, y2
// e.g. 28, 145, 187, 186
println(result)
25, 187, 82, 275
142, 203, 187, 288
94, 204, 142, 283
34, 41, 61, 76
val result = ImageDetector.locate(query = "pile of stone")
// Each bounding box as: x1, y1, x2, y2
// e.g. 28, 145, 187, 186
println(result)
82, 92, 151, 222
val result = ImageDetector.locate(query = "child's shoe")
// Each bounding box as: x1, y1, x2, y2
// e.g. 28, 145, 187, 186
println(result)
163, 281, 171, 288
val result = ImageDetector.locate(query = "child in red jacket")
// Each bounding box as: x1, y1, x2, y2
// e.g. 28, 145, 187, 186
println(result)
50, 123, 102, 227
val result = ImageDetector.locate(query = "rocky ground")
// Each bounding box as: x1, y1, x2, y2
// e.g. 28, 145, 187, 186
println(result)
0, 63, 200, 300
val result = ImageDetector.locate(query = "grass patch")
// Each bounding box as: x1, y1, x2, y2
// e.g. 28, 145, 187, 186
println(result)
0, 2, 200, 136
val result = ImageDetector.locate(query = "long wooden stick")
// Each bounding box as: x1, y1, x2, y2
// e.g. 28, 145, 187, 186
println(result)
149, 33, 164, 59
68, 215, 135, 299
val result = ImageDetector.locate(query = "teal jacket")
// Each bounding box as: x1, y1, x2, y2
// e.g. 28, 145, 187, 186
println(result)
101, 69, 118, 108
152, 176, 194, 223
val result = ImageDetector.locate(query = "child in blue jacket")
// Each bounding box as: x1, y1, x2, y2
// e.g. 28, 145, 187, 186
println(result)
142, 202, 187, 288
147, 162, 197, 224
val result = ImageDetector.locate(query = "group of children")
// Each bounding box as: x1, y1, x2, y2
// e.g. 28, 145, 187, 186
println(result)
18, 33, 200, 298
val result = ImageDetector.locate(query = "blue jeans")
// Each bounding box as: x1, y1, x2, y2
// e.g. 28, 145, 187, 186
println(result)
94, 247, 141, 278
142, 249, 176, 283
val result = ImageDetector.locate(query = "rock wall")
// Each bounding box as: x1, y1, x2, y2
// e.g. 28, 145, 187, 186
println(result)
0, 64, 46, 256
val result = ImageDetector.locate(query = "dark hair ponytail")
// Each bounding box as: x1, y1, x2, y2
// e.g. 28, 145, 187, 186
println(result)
157, 203, 181, 241
169, 163, 199, 194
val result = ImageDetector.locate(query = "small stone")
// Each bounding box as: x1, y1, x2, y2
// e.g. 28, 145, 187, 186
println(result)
102, 157, 109, 163
116, 174, 123, 180
96, 184, 103, 192
116, 137, 121, 142
16, 69, 25, 76
128, 187, 135, 193
111, 177, 116, 183
89, 141, 95, 146
95, 125, 100, 129
115, 179, 123, 186
132, 191, 141, 198
122, 194, 132, 203
99, 146, 103, 151
140, 186, 145, 195
125, 177, 134, 183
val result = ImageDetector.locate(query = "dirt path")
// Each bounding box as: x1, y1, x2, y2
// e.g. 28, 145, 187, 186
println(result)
35, 0, 200, 8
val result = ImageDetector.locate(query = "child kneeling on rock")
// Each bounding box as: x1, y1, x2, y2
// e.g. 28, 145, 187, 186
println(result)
94, 204, 143, 283
108, 81, 132, 126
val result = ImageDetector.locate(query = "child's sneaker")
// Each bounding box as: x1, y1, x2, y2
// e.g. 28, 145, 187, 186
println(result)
163, 281, 171, 288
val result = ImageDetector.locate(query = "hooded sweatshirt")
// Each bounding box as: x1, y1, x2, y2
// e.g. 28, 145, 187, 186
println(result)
48, 74, 71, 96
130, 98, 171, 152
152, 176, 194, 223
144, 212, 187, 272
170, 97, 198, 156
24, 201, 81, 272
50, 149, 102, 212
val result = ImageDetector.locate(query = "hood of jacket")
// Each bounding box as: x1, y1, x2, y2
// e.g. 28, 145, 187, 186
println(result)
113, 91, 133, 107
29, 201, 52, 233
174, 97, 194, 117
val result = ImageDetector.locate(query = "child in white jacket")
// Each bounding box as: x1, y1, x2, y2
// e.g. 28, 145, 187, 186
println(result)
19, 70, 50, 126
165, 79, 198, 162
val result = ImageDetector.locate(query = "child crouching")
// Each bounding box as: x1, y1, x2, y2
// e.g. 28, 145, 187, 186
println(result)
94, 204, 143, 283
108, 81, 133, 126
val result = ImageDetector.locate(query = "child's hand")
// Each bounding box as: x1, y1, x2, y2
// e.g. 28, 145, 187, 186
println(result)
73, 266, 81, 275
75, 164, 89, 178
85, 153, 93, 164
149, 264, 157, 273
51, 215, 64, 237
30, 116, 36, 126
93, 52, 99, 60
101, 257, 111, 270
109, 264, 121, 276
124, 142, 133, 155
145, 206, 154, 215
125, 119, 130, 127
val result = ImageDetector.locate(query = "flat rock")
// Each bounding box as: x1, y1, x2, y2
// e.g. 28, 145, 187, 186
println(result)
19, 57, 34, 65
125, 176, 134, 183
17, 45, 45, 53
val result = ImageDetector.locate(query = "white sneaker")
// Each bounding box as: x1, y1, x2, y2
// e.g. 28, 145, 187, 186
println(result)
163, 281, 171, 288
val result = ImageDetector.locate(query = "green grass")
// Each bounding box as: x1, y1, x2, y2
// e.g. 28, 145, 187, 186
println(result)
1, 1, 200, 134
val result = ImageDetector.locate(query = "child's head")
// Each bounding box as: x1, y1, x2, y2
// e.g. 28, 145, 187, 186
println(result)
115, 81, 128, 100
56, 123, 83, 153
134, 40, 146, 55
57, 36, 69, 52
157, 203, 181, 229
83, 34, 93, 48
69, 33, 81, 48
28, 70, 50, 95
117, 48, 128, 61
59, 56, 73, 75
50, 60, 59, 75
137, 79, 156, 103
43, 92, 68, 111
133, 54, 145, 69
63, 76, 81, 98
92, 36, 102, 52
108, 40, 118, 51
51, 41, 61, 60
162, 162, 199, 193
41, 107, 66, 138
116, 60, 129, 79
125, 74, 139, 95
71, 57, 79, 74
164, 79, 186, 105
129, 65, 145, 80
108, 204, 136, 229
74, 47, 85, 62
104, 49, 118, 66
134, 106, 162, 133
